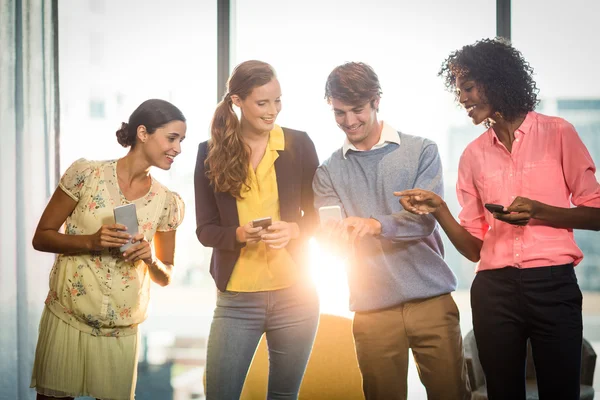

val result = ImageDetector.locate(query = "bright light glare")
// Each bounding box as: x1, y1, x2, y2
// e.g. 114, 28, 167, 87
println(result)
308, 237, 352, 317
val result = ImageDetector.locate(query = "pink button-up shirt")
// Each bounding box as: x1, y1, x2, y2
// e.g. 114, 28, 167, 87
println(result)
457, 111, 600, 272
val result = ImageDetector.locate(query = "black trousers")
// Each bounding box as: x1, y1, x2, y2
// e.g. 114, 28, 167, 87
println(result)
471, 264, 583, 400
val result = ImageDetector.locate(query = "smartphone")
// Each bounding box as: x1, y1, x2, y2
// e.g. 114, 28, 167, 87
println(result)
252, 217, 272, 229
113, 203, 139, 252
484, 203, 509, 214
319, 205, 343, 226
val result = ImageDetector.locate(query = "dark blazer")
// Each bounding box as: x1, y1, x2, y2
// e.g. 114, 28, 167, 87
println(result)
194, 128, 319, 291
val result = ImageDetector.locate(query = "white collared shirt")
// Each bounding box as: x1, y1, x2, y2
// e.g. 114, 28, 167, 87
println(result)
342, 121, 401, 159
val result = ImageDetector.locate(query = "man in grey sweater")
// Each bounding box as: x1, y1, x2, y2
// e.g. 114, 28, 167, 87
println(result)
313, 62, 470, 400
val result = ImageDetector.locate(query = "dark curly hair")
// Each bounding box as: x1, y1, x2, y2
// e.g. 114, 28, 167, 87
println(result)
438, 37, 539, 125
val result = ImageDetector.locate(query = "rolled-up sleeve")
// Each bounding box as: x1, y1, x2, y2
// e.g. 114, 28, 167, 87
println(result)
560, 121, 600, 207
456, 148, 489, 240
373, 142, 441, 241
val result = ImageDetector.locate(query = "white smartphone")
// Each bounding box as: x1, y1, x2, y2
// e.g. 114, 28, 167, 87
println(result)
113, 203, 139, 252
319, 205, 343, 226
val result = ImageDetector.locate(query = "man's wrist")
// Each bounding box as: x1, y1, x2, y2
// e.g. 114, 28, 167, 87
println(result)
369, 218, 382, 235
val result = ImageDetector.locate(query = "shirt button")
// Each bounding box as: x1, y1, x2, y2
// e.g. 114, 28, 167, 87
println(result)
515, 237, 519, 241
516, 253, 520, 257
516, 138, 520, 142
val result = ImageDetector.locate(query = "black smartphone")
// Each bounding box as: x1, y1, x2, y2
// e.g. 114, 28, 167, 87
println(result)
252, 217, 272, 229
484, 203, 508, 214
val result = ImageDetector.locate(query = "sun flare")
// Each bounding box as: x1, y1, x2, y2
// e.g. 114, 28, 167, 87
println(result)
308, 237, 352, 317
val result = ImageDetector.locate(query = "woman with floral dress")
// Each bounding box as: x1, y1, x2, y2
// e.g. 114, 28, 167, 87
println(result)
30, 99, 186, 400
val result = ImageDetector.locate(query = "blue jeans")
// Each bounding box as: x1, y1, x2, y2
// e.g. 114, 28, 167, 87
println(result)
205, 282, 320, 400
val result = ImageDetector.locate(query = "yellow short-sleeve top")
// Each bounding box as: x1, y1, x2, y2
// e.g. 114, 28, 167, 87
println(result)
226, 125, 298, 292
45, 158, 184, 337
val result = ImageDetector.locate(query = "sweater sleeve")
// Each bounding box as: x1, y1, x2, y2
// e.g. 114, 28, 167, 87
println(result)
313, 160, 348, 218
372, 142, 443, 241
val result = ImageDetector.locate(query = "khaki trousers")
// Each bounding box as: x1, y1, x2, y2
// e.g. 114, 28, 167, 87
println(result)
352, 293, 470, 400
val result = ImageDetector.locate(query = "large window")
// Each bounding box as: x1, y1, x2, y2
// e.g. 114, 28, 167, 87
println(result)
513, 0, 600, 390
233, 4, 495, 395
59, 1, 216, 397
513, 1, 600, 282
233, 0, 496, 308
56, 1, 600, 398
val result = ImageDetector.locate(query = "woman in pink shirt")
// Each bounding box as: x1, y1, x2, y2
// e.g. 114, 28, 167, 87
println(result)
395, 38, 600, 400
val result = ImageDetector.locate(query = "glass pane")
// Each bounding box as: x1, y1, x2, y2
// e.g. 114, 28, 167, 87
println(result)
59, 1, 216, 398
513, 0, 600, 390
234, 0, 496, 312
514, 1, 600, 286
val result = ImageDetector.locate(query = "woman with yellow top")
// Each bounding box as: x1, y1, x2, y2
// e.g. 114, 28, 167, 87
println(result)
195, 60, 320, 399
30, 99, 186, 400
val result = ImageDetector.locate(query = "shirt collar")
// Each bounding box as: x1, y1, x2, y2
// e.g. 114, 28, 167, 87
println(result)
268, 124, 285, 151
490, 111, 535, 144
342, 121, 400, 158
517, 111, 535, 136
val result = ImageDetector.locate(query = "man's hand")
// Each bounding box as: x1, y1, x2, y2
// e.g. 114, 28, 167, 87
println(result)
493, 196, 540, 226
342, 217, 382, 243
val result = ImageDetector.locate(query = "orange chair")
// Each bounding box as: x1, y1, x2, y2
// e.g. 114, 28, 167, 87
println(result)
239, 313, 365, 400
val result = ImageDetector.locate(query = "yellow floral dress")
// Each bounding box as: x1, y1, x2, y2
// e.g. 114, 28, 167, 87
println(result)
30, 158, 184, 400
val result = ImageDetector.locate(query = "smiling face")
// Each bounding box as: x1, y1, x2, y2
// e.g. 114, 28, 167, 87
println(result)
138, 120, 187, 170
455, 75, 494, 126
233, 78, 282, 135
331, 97, 380, 150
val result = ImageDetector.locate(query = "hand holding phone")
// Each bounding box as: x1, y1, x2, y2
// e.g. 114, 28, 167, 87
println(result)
484, 203, 509, 214
252, 217, 272, 230
318, 205, 348, 243
318, 205, 343, 226
88, 224, 131, 252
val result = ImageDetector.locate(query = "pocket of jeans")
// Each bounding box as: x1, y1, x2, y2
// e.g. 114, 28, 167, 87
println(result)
217, 290, 241, 298
448, 294, 460, 321
568, 268, 579, 284
470, 273, 481, 304
352, 313, 366, 339
560, 279, 583, 313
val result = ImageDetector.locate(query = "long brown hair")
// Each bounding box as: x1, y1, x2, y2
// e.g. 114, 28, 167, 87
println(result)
206, 60, 276, 198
